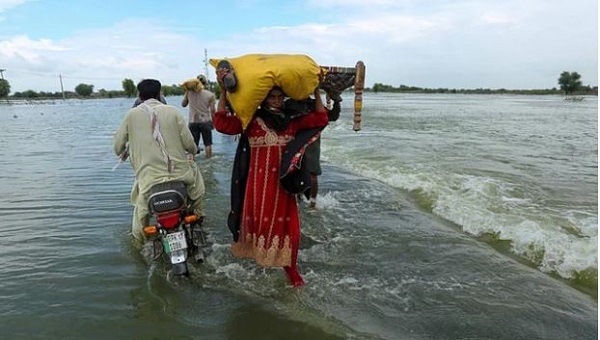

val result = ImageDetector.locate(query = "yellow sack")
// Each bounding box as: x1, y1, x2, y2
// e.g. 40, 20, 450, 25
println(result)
181, 78, 204, 92
209, 54, 321, 130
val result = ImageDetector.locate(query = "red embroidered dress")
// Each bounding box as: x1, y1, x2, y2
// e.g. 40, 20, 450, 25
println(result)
213, 110, 328, 269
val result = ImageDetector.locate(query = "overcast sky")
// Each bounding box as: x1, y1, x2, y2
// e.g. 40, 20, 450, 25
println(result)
0, 0, 597, 93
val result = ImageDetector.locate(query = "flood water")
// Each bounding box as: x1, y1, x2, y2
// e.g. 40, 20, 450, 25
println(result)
0, 93, 596, 339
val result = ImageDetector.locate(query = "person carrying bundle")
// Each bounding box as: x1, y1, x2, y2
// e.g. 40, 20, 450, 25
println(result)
212, 56, 328, 286
182, 75, 216, 158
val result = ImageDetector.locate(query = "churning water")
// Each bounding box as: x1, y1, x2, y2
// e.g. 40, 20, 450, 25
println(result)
0, 93, 596, 339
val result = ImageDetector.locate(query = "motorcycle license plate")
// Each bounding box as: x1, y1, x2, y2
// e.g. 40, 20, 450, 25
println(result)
166, 231, 187, 252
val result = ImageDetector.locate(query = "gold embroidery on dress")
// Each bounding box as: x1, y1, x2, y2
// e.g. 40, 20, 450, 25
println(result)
247, 118, 292, 146
256, 234, 267, 261
265, 235, 280, 264
231, 233, 292, 267
231, 117, 293, 267
265, 131, 277, 145
266, 175, 282, 244
258, 146, 270, 237
256, 117, 269, 131
248, 135, 292, 146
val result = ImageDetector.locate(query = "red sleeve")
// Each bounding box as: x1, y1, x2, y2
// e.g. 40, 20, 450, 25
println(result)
213, 110, 243, 135
288, 110, 329, 133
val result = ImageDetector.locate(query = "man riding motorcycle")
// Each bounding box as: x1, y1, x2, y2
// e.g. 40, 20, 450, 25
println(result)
113, 79, 205, 242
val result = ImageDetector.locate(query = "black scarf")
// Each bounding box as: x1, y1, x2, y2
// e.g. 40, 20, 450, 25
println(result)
256, 107, 290, 131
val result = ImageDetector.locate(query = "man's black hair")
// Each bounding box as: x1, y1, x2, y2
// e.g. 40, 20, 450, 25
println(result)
137, 79, 161, 101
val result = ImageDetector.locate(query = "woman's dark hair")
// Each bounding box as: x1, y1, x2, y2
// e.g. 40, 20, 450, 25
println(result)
137, 79, 161, 101
257, 87, 290, 131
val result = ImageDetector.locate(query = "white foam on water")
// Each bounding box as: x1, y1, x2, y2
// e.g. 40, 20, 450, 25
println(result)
313, 191, 341, 210
331, 158, 597, 279
429, 174, 598, 278
215, 262, 253, 278
565, 210, 598, 237
333, 277, 359, 285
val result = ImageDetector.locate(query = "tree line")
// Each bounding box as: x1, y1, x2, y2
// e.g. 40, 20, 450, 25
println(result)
369, 71, 597, 96
0, 71, 596, 100
0, 78, 191, 100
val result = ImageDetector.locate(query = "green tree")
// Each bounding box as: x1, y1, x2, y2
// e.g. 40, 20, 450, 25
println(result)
372, 83, 382, 93
14, 90, 39, 98
75, 83, 94, 96
558, 71, 582, 95
162, 84, 185, 96
122, 78, 136, 97
213, 82, 221, 98
0, 79, 10, 98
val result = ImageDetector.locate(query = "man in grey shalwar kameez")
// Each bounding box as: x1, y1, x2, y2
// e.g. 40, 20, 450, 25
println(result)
113, 79, 205, 242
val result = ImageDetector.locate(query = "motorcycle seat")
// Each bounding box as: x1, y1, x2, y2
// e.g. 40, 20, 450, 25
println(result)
148, 181, 188, 213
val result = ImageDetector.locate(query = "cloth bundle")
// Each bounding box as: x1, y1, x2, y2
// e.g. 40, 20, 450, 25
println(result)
181, 78, 204, 92
209, 54, 321, 130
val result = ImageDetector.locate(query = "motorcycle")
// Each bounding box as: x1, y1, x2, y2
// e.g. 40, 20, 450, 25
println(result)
141, 181, 208, 277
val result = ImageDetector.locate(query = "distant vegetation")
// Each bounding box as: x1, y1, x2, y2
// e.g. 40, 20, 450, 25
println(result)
0, 71, 596, 101
122, 79, 136, 97
0, 79, 10, 98
4, 82, 188, 100
367, 84, 597, 96
368, 71, 597, 96
369, 84, 565, 95
557, 71, 584, 95
75, 83, 94, 96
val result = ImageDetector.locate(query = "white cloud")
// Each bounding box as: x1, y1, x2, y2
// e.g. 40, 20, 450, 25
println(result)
0, 0, 27, 23
307, 0, 406, 8
0, 35, 70, 88
0, 35, 67, 57
0, 0, 597, 92
480, 13, 514, 25
0, 0, 28, 12
1, 18, 213, 91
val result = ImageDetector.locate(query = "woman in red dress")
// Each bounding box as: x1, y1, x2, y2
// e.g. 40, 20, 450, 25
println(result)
213, 83, 328, 286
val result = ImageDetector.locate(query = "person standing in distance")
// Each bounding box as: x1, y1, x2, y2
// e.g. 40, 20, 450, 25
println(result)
303, 98, 340, 208
182, 75, 216, 158
285, 96, 341, 208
